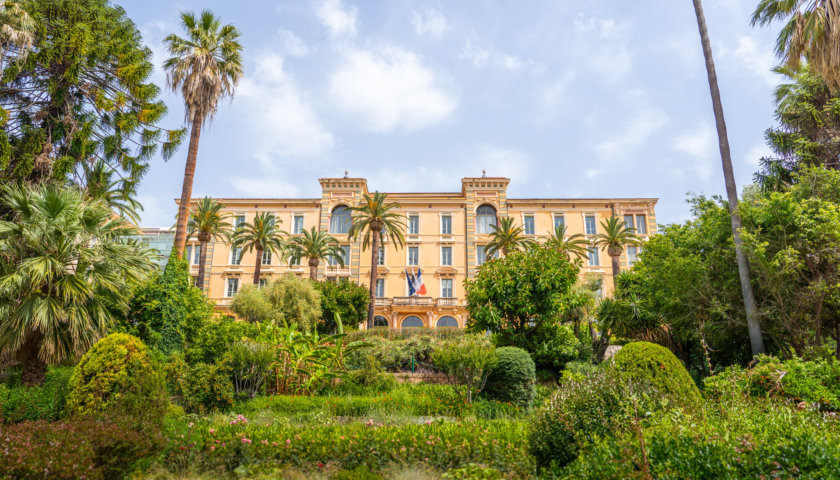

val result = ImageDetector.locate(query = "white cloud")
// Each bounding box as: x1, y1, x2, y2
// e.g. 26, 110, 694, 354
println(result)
460, 38, 527, 71
572, 14, 621, 39
540, 72, 575, 109
316, 0, 358, 39
276, 29, 309, 57
231, 175, 303, 198
237, 53, 334, 162
328, 46, 456, 132
745, 143, 772, 168
596, 108, 668, 158
570, 14, 634, 80
673, 123, 717, 179
732, 36, 779, 86
410, 8, 449, 40
585, 168, 602, 179
477, 145, 531, 183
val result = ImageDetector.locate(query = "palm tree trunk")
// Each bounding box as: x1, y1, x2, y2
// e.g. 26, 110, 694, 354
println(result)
610, 253, 620, 284
692, 0, 765, 355
197, 240, 208, 291
173, 112, 203, 258
19, 331, 46, 387
367, 231, 380, 329
254, 248, 263, 284
309, 258, 319, 281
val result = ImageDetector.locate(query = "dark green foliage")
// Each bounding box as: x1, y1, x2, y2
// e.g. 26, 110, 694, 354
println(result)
483, 347, 536, 410
0, 417, 163, 480
529, 322, 590, 372
123, 250, 214, 355
224, 341, 273, 399
184, 315, 259, 365
164, 355, 234, 414
610, 341, 701, 407
314, 278, 370, 333
65, 333, 167, 425
0, 366, 72, 423
442, 464, 503, 479
345, 330, 454, 370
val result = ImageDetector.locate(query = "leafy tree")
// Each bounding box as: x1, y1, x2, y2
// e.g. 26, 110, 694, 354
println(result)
230, 274, 321, 331
0, 0, 183, 185
348, 192, 406, 328
485, 216, 534, 259
313, 278, 370, 333
187, 197, 231, 290
0, 183, 154, 386
74, 158, 143, 223
545, 224, 588, 262
124, 249, 214, 355
465, 245, 585, 351
431, 335, 497, 404
287, 227, 345, 280
693, 0, 765, 355
229, 284, 277, 323
165, 10, 243, 258
592, 216, 640, 284
233, 212, 286, 285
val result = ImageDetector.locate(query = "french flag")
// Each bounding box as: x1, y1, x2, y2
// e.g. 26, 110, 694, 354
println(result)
406, 268, 427, 296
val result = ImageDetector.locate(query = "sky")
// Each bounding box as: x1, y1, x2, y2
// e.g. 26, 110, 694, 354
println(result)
121, 0, 783, 228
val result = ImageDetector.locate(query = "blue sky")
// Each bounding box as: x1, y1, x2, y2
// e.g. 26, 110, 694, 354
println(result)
123, 0, 782, 227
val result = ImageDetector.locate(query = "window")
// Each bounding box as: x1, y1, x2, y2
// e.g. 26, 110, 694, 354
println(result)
226, 278, 239, 297
261, 250, 271, 266
627, 245, 641, 267
293, 215, 304, 234
408, 215, 419, 235
377, 247, 385, 266
408, 246, 419, 266
185, 245, 200, 265
374, 316, 389, 327
437, 316, 458, 328
375, 278, 385, 298
477, 245, 497, 266
635, 215, 647, 235
441, 278, 453, 298
230, 247, 242, 265
441, 215, 452, 235
553, 214, 565, 231
585, 215, 597, 235
330, 206, 351, 234
476, 205, 497, 234
623, 214, 635, 232
259, 278, 268, 288
587, 246, 600, 266
289, 256, 301, 266
441, 246, 452, 266
401, 316, 423, 328
524, 215, 535, 235
235, 215, 246, 229
330, 245, 350, 266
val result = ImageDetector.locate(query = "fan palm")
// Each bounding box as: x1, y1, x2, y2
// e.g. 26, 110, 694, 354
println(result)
696, 0, 766, 355
232, 212, 286, 285
164, 10, 243, 258
0, 183, 154, 386
187, 197, 232, 290
545, 224, 589, 262
484, 216, 534, 259
75, 159, 143, 223
287, 227, 345, 280
348, 192, 406, 328
752, 0, 840, 89
592, 216, 640, 284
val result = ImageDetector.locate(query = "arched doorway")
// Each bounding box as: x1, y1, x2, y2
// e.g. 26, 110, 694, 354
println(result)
373, 316, 389, 327
436, 316, 458, 328
401, 316, 424, 328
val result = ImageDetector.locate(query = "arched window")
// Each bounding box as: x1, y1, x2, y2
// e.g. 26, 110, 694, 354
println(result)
374, 316, 389, 327
401, 316, 424, 328
476, 204, 497, 234
436, 316, 458, 328
330, 205, 351, 234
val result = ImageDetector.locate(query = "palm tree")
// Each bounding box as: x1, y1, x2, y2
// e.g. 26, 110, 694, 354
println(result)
187, 197, 232, 290
0, 183, 154, 386
0, 1, 34, 72
694, 0, 766, 355
232, 212, 286, 285
592, 216, 640, 284
348, 192, 406, 328
752, 0, 840, 89
75, 159, 143, 224
545, 224, 589, 262
484, 216, 534, 259
287, 227, 345, 280
164, 10, 243, 258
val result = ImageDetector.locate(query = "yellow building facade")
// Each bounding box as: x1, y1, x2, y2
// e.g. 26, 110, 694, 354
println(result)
184, 176, 657, 329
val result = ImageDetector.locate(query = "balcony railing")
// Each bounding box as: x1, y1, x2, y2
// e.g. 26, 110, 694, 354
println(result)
325, 265, 350, 276
392, 296, 434, 306
375, 297, 391, 306
436, 297, 458, 306
384, 297, 459, 307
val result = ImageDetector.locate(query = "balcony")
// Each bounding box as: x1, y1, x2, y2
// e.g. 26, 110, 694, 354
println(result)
325, 265, 350, 276
392, 296, 434, 306
436, 297, 458, 306
375, 297, 391, 306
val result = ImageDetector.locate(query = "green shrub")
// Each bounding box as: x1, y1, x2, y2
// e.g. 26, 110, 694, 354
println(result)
331, 466, 382, 480
0, 366, 72, 423
65, 333, 167, 425
442, 463, 503, 479
314, 278, 369, 334
483, 347, 536, 410
335, 355, 397, 395
224, 341, 273, 399
184, 315, 260, 365
529, 323, 586, 371
165, 355, 234, 414
610, 341, 701, 406
432, 335, 497, 403
560, 360, 600, 384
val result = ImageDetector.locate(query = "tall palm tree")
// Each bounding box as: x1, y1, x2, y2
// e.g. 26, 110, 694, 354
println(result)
694, 0, 766, 355
287, 227, 345, 280
0, 183, 154, 386
484, 216, 534, 259
752, 0, 840, 89
187, 197, 232, 290
592, 216, 640, 284
164, 10, 243, 258
545, 224, 589, 262
75, 159, 143, 224
348, 192, 406, 328
232, 212, 286, 285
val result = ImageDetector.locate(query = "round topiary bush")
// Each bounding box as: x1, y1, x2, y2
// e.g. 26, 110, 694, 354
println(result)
483, 346, 536, 410
610, 341, 701, 406
66, 333, 167, 425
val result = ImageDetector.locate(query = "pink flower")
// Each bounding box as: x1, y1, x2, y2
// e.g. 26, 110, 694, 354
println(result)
241, 438, 251, 445
208, 428, 215, 434
188, 422, 194, 428
210, 446, 215, 451
286, 439, 291, 444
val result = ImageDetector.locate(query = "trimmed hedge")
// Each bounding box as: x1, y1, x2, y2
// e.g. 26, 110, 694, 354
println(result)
483, 347, 536, 410
0, 366, 72, 423
610, 341, 701, 406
